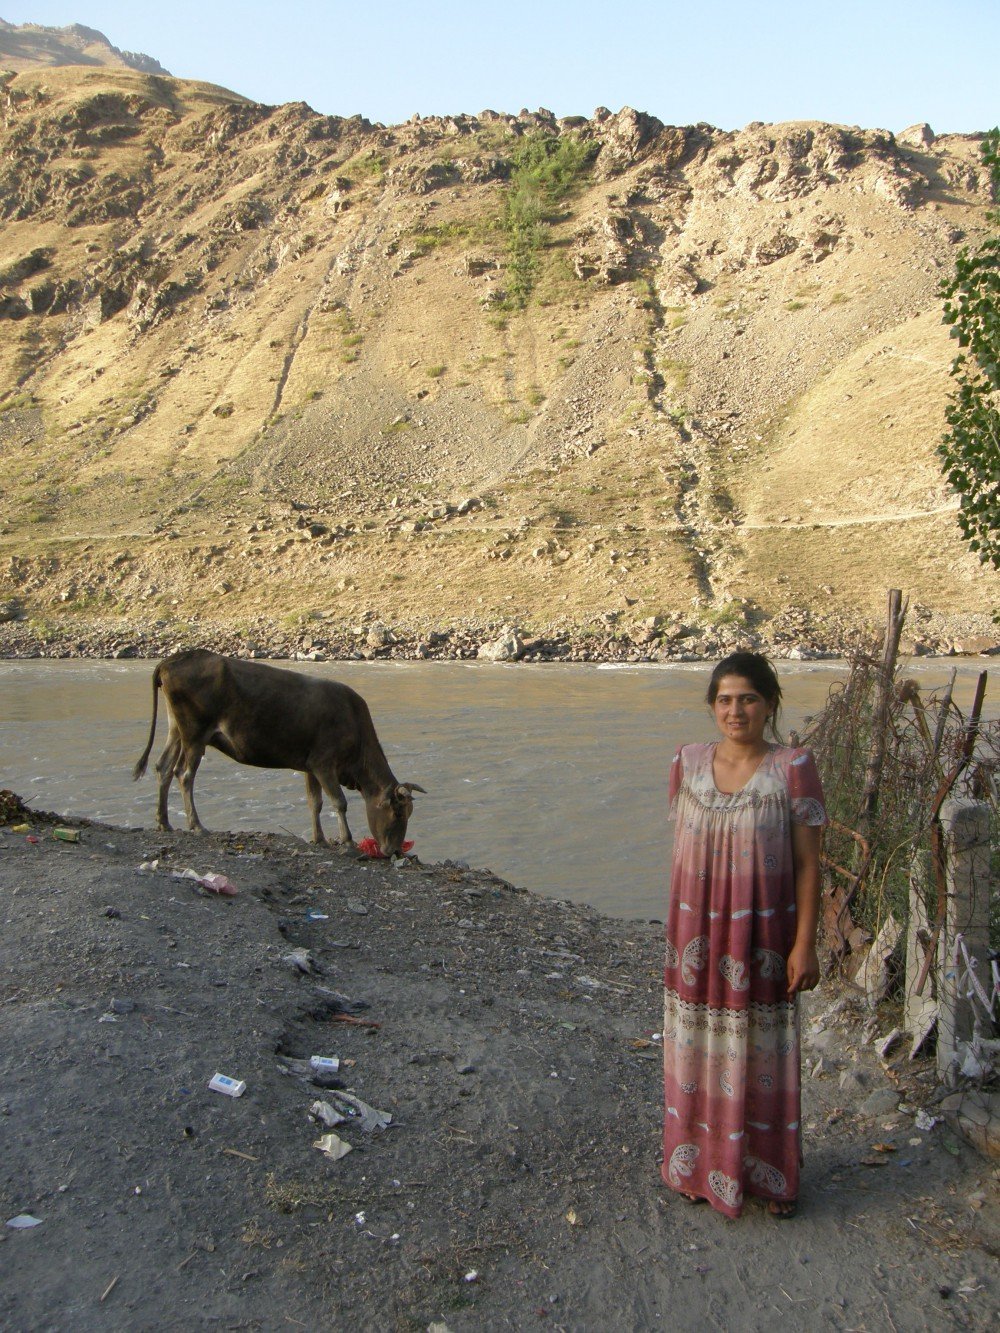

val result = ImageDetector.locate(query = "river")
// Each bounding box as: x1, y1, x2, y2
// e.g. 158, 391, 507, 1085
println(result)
0, 658, 992, 920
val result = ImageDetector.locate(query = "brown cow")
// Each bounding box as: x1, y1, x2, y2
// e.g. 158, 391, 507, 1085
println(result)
133, 649, 424, 854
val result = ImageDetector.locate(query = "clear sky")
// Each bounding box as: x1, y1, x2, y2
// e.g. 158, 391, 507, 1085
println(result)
2, 1, 997, 134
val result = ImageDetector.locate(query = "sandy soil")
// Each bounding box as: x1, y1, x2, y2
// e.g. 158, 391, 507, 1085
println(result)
1, 803, 997, 1332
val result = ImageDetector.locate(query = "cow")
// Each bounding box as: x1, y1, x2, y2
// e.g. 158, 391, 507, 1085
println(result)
132, 649, 424, 855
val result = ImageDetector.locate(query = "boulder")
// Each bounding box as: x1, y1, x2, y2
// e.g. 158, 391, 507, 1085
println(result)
478, 628, 525, 663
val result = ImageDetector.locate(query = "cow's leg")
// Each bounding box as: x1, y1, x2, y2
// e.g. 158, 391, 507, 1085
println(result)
312, 767, 352, 844
154, 731, 182, 831
304, 772, 328, 844
176, 742, 208, 833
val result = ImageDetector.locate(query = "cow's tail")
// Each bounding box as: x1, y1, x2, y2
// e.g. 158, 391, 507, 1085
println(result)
132, 663, 163, 781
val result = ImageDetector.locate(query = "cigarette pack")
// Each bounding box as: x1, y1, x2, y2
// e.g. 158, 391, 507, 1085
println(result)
209, 1072, 246, 1097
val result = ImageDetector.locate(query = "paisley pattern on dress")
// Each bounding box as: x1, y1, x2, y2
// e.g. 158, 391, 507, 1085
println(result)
719, 954, 749, 991
708, 1170, 742, 1210
791, 796, 826, 825
681, 934, 710, 985
719, 1068, 735, 1098
667, 1143, 700, 1188
752, 948, 786, 979
664, 937, 679, 969
744, 1155, 788, 1196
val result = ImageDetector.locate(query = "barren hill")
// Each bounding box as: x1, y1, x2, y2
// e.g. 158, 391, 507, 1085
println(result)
0, 40, 997, 658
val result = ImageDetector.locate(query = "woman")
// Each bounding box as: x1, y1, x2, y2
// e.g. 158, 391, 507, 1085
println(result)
661, 651, 826, 1219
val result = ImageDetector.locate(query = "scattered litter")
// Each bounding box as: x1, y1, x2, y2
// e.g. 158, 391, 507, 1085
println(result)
99, 1276, 120, 1303
305, 909, 329, 922
281, 948, 318, 975
872, 1142, 897, 1153
464, 1270, 479, 1283
52, 828, 80, 843
138, 859, 159, 872
208, 1073, 246, 1098
221, 1148, 259, 1162
321, 1090, 391, 1133
10, 823, 30, 834
309, 1055, 341, 1074
354, 1211, 366, 1226
310, 1100, 348, 1129
313, 1132, 352, 1161
914, 1110, 940, 1132
346, 899, 369, 916
566, 1208, 581, 1226
25, 836, 39, 845
172, 868, 238, 896
6, 1214, 43, 1229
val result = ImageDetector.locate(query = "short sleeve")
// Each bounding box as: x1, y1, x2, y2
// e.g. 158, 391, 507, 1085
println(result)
668, 745, 685, 814
788, 748, 827, 826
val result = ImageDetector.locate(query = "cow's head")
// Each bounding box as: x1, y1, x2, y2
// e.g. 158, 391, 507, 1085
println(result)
365, 781, 426, 857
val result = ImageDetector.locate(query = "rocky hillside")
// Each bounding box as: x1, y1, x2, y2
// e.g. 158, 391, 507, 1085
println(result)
0, 37, 997, 659
0, 19, 169, 76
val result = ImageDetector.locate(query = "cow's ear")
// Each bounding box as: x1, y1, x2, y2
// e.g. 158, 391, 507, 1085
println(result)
399, 782, 427, 796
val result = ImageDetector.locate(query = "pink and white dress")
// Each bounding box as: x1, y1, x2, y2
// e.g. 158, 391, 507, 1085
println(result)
662, 742, 827, 1218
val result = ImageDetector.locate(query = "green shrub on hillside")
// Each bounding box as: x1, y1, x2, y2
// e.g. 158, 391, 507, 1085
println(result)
500, 134, 598, 309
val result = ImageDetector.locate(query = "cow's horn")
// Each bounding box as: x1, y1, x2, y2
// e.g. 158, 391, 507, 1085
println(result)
399, 782, 427, 796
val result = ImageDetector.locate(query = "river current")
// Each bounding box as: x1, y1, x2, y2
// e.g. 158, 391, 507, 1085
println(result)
0, 658, 992, 920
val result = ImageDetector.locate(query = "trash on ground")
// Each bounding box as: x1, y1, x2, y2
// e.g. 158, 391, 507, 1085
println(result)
6, 1214, 43, 1229
138, 859, 159, 872
310, 1099, 348, 1129
309, 1055, 341, 1073
464, 1270, 479, 1283
281, 947, 318, 975
355, 837, 414, 860
323, 1090, 392, 1133
172, 868, 238, 896
52, 827, 80, 843
305, 909, 329, 921
25, 835, 39, 845
208, 1073, 246, 1098
313, 1132, 352, 1160
10, 823, 31, 834
914, 1109, 941, 1132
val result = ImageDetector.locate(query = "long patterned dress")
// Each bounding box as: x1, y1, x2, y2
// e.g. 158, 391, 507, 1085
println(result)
661, 742, 827, 1218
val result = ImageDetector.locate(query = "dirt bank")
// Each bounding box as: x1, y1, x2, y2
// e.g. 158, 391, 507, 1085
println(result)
0, 805, 997, 1331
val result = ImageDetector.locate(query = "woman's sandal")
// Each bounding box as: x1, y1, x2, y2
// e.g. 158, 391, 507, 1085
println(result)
679, 1191, 706, 1205
767, 1199, 797, 1219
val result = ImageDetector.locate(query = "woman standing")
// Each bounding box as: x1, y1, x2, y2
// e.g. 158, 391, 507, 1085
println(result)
662, 652, 827, 1219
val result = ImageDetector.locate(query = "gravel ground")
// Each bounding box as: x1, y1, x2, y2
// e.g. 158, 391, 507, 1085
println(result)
1, 803, 998, 1331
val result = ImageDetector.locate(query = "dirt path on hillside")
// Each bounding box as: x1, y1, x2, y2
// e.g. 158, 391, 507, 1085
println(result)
0, 808, 997, 1331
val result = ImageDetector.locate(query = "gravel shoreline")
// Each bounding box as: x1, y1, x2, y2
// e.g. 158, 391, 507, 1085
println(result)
1, 609, 997, 665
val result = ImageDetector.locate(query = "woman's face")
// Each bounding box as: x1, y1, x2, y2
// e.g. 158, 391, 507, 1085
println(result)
711, 674, 773, 746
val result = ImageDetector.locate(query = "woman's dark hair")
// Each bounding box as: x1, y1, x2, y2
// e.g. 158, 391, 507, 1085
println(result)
706, 651, 783, 739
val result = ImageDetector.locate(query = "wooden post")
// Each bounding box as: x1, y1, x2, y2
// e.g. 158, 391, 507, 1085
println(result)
859, 589, 907, 835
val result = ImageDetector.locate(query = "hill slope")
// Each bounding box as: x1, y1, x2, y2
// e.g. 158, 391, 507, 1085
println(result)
0, 52, 996, 657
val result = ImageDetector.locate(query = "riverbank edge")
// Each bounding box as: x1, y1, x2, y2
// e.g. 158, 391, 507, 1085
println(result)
1, 612, 998, 664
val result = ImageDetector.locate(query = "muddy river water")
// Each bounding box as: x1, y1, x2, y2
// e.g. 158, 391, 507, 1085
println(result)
0, 658, 992, 920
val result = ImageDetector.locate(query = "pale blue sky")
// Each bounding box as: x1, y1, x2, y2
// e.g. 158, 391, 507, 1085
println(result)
3, 1, 997, 133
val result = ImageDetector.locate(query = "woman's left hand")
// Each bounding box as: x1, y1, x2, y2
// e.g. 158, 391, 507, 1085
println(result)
786, 941, 820, 996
